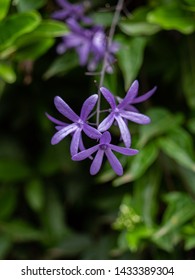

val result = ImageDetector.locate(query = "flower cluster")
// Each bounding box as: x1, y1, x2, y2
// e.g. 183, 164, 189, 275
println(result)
52, 0, 119, 72
46, 80, 156, 176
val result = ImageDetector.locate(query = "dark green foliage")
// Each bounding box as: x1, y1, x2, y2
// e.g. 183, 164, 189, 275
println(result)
0, 0, 195, 260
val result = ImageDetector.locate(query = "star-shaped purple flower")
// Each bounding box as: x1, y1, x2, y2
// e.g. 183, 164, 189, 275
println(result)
52, 0, 92, 24
56, 19, 119, 72
98, 81, 155, 148
46, 94, 101, 156
72, 131, 138, 176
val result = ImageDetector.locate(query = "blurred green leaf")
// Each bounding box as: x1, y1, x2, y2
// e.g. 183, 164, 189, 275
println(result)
15, 38, 54, 60
147, 6, 195, 34
187, 118, 195, 134
116, 35, 147, 90
0, 62, 16, 83
126, 225, 152, 252
0, 234, 12, 260
0, 0, 11, 21
120, 7, 160, 36
113, 142, 159, 186
1, 220, 42, 242
133, 168, 161, 226
153, 192, 195, 247
0, 11, 41, 51
25, 179, 44, 212
44, 51, 78, 79
158, 137, 195, 172
17, 0, 46, 12
41, 188, 67, 242
0, 186, 17, 220
181, 38, 195, 109
90, 11, 113, 27
0, 159, 31, 182
30, 20, 69, 38
138, 108, 184, 147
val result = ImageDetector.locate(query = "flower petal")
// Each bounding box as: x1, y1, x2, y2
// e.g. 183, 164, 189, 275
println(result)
105, 149, 123, 176
100, 131, 111, 144
90, 149, 104, 175
98, 113, 115, 132
70, 129, 81, 156
51, 124, 76, 145
80, 94, 98, 121
76, 42, 90, 65
72, 145, 99, 161
118, 80, 139, 109
115, 115, 131, 148
120, 110, 151, 124
132, 86, 157, 104
109, 144, 139, 156
45, 112, 68, 126
100, 87, 116, 109
83, 123, 101, 139
54, 96, 79, 122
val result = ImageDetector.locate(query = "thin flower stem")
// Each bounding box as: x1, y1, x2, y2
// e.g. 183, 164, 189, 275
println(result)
96, 0, 124, 126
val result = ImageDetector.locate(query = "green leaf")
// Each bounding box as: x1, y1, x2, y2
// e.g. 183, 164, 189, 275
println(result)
30, 20, 69, 38
43, 51, 78, 79
158, 137, 195, 172
133, 168, 161, 226
0, 62, 16, 83
116, 35, 147, 90
120, 19, 160, 36
0, 186, 17, 220
153, 192, 195, 239
0, 0, 11, 21
0, 235, 12, 259
113, 142, 159, 186
0, 11, 41, 51
17, 0, 46, 11
181, 38, 195, 109
1, 220, 42, 242
15, 38, 54, 60
25, 179, 44, 212
147, 6, 195, 34
0, 159, 31, 182
138, 108, 184, 147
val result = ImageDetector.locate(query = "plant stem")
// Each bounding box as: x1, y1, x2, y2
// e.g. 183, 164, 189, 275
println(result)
96, 0, 124, 126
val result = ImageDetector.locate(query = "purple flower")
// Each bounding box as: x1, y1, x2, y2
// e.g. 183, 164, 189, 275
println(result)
46, 94, 101, 156
52, 0, 92, 24
56, 19, 119, 72
72, 131, 138, 176
98, 81, 154, 148
116, 80, 157, 113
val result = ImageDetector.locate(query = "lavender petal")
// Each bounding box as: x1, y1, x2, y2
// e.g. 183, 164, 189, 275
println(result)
115, 115, 131, 148
105, 149, 123, 176
100, 87, 116, 109
45, 112, 68, 126
51, 123, 76, 145
98, 113, 115, 132
118, 80, 139, 109
90, 149, 104, 175
70, 129, 81, 156
120, 110, 151, 124
54, 96, 79, 122
80, 94, 98, 121
109, 144, 139, 156
83, 124, 102, 139
132, 86, 157, 104
72, 145, 99, 161
100, 131, 111, 145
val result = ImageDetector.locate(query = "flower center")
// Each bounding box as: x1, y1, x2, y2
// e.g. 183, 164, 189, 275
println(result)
76, 119, 84, 128
100, 144, 108, 150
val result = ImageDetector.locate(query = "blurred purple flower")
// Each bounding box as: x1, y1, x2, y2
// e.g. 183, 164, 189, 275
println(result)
46, 94, 101, 156
57, 19, 119, 72
72, 131, 138, 176
98, 81, 154, 148
52, 0, 92, 24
